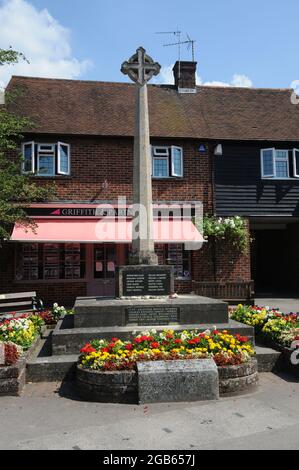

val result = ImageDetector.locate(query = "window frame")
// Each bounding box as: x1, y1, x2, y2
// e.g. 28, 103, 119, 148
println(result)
152, 145, 184, 178
21, 141, 71, 177
274, 149, 289, 178
57, 141, 71, 175
152, 154, 170, 178
293, 148, 299, 178
171, 145, 183, 177
260, 148, 275, 178
36, 143, 56, 177
261, 148, 291, 179
21, 141, 35, 173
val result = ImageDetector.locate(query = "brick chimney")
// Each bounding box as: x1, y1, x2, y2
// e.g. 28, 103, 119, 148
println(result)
173, 61, 197, 93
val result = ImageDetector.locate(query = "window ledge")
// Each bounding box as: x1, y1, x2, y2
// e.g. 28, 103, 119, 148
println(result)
152, 177, 185, 180
30, 175, 72, 180
262, 177, 299, 181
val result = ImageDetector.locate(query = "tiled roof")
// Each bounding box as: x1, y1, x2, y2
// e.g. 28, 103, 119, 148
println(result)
6, 75, 299, 141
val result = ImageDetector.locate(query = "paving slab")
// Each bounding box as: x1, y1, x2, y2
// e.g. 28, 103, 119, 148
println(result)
0, 373, 298, 449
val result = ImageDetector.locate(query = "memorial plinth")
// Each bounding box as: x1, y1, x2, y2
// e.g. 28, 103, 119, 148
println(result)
73, 295, 229, 328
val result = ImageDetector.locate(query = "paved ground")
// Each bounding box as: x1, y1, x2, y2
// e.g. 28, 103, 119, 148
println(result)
254, 297, 299, 314
0, 372, 298, 450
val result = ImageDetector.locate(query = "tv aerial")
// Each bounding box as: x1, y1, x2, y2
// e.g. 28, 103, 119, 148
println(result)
155, 30, 196, 79
163, 33, 196, 62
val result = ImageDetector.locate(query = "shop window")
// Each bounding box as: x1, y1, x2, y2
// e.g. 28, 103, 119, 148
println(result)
154, 243, 191, 280
15, 243, 85, 280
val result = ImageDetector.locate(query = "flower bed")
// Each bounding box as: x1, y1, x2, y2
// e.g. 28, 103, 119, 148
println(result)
230, 304, 299, 347
0, 314, 44, 349
79, 329, 254, 371
1, 342, 22, 366
230, 305, 299, 374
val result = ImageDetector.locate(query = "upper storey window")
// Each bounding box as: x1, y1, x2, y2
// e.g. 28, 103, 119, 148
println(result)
22, 142, 70, 176
261, 148, 299, 179
152, 146, 183, 178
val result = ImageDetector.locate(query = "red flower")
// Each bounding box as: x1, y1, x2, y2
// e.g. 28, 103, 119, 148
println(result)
125, 343, 133, 350
174, 339, 182, 344
235, 334, 248, 343
150, 342, 159, 349
108, 342, 116, 349
166, 332, 173, 339
80, 343, 96, 354
213, 330, 220, 335
134, 337, 143, 344
111, 337, 119, 342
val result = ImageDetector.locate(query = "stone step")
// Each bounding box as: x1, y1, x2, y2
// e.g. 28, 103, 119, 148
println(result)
26, 354, 77, 382
52, 318, 254, 355
255, 345, 282, 372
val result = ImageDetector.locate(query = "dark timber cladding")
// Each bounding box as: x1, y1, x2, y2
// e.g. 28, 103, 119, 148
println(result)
215, 141, 299, 216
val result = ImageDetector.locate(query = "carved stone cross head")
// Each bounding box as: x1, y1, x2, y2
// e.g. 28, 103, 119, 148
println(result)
121, 47, 161, 85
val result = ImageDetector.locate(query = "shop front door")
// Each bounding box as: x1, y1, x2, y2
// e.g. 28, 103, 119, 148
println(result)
86, 244, 116, 297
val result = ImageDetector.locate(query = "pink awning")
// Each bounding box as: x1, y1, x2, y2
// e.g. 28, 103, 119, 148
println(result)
11, 219, 204, 244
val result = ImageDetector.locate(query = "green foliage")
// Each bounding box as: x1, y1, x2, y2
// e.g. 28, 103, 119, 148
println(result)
203, 215, 248, 252
0, 48, 54, 241
0, 47, 28, 66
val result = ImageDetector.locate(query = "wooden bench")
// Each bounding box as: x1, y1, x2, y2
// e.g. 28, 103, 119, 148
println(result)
192, 281, 255, 305
0, 292, 44, 317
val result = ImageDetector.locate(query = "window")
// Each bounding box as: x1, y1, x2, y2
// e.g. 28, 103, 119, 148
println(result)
293, 149, 299, 177
15, 243, 39, 281
37, 144, 55, 176
155, 243, 191, 280
153, 156, 169, 177
261, 148, 293, 179
152, 146, 183, 178
58, 142, 70, 175
22, 142, 35, 173
15, 243, 85, 280
22, 141, 70, 176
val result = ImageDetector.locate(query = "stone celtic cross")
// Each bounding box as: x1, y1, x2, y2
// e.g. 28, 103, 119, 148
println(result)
121, 47, 161, 86
120, 47, 161, 265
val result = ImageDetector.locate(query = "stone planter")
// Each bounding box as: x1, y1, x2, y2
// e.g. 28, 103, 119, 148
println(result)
218, 359, 259, 396
76, 365, 138, 403
0, 358, 26, 397
76, 359, 258, 403
0, 332, 43, 396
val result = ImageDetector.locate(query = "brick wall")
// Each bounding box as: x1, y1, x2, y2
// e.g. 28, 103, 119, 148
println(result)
0, 136, 252, 305
23, 136, 214, 210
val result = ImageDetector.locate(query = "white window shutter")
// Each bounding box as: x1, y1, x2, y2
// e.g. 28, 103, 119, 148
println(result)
171, 146, 183, 177
293, 149, 299, 177
261, 148, 275, 178
22, 141, 35, 173
57, 142, 70, 175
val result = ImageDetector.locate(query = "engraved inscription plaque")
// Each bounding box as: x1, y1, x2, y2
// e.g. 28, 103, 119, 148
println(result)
123, 270, 171, 296
126, 306, 180, 325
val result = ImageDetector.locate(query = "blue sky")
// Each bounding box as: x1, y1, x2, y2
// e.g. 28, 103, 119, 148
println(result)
0, 0, 299, 89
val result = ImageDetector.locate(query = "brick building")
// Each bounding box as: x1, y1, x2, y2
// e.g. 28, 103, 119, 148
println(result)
0, 61, 253, 306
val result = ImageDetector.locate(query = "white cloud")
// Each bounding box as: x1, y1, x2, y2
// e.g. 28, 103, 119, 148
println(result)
231, 74, 253, 88
0, 0, 92, 88
157, 64, 252, 88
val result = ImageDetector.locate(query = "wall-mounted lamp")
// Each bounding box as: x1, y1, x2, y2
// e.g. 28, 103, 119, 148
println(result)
214, 144, 223, 156
101, 179, 108, 190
